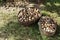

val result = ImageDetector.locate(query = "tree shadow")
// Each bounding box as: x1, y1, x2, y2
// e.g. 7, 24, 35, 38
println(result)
54, 25, 60, 40
42, 0, 60, 16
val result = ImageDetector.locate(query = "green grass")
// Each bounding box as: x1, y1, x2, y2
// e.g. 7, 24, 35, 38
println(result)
0, 0, 60, 40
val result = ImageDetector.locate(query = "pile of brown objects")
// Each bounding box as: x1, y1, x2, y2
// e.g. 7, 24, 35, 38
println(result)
18, 4, 41, 25
18, 4, 57, 36
38, 16, 57, 36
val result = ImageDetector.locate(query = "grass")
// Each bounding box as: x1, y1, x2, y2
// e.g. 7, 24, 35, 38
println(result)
0, 0, 60, 40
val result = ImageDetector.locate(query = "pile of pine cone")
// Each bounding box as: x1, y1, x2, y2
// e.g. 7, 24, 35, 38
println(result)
38, 16, 57, 36
18, 4, 41, 25
18, 4, 57, 36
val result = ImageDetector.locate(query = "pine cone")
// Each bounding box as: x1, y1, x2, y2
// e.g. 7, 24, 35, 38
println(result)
18, 4, 41, 26
38, 16, 57, 36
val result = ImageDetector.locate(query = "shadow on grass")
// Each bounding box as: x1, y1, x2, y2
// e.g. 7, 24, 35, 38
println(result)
54, 25, 60, 40
43, 0, 60, 16
0, 20, 42, 40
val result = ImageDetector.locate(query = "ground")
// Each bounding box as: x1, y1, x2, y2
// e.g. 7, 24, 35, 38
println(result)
0, 0, 60, 40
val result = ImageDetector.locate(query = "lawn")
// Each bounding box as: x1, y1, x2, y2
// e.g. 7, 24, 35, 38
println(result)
0, 0, 60, 40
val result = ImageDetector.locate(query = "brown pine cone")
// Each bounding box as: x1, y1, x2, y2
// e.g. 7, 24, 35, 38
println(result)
38, 16, 57, 36
18, 4, 41, 26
